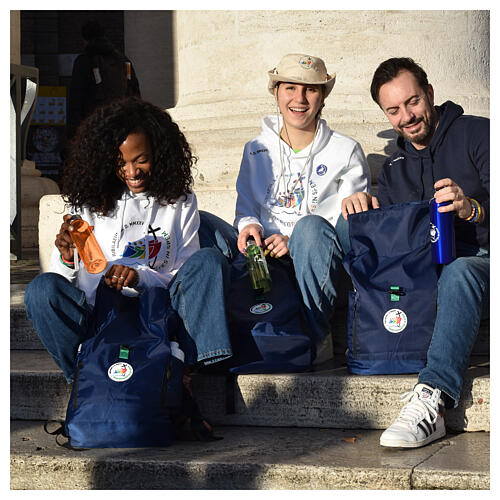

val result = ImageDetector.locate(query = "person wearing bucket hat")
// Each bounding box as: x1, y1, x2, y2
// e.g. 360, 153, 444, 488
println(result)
227, 53, 370, 357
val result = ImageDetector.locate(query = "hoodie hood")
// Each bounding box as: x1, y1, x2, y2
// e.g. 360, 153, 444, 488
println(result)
398, 101, 464, 157
261, 114, 332, 157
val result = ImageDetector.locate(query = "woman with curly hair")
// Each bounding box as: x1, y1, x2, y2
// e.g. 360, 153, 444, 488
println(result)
24, 97, 232, 439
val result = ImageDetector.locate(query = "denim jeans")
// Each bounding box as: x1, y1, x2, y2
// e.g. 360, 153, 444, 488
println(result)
24, 248, 233, 382
418, 243, 489, 406
198, 211, 350, 344
288, 215, 350, 344
198, 210, 239, 261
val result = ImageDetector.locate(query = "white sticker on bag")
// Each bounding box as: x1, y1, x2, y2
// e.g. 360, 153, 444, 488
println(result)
383, 309, 408, 333
108, 362, 133, 382
250, 303, 273, 315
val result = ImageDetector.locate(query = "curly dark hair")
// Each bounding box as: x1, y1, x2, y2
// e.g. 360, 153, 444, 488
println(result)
370, 57, 429, 105
61, 97, 195, 215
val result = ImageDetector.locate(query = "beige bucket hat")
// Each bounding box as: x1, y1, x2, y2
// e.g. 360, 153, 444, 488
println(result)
268, 53, 336, 97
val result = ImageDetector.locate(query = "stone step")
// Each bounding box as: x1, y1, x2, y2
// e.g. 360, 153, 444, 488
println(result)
10, 420, 490, 490
10, 283, 491, 357
11, 350, 490, 433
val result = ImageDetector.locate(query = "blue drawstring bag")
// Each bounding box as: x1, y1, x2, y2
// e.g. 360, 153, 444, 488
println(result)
64, 279, 184, 448
343, 200, 438, 375
224, 254, 313, 374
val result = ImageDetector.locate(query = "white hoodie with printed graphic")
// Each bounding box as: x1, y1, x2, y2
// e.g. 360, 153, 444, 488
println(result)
50, 190, 200, 306
234, 115, 370, 237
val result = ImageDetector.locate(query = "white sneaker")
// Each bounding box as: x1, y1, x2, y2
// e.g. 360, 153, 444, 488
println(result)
380, 383, 446, 448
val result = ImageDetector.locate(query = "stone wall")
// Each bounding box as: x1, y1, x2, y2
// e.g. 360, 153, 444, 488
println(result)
161, 10, 489, 216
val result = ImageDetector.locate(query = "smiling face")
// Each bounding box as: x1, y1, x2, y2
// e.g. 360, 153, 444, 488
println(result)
117, 131, 152, 193
378, 70, 438, 149
274, 82, 324, 134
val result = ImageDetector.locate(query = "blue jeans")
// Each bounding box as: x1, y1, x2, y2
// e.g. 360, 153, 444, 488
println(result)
24, 248, 233, 382
198, 210, 239, 261
288, 215, 350, 344
418, 243, 489, 406
199, 211, 350, 344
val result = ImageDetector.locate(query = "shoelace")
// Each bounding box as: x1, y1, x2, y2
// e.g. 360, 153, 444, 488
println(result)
396, 390, 439, 426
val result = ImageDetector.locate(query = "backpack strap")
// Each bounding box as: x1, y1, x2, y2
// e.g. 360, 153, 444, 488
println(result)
43, 420, 88, 451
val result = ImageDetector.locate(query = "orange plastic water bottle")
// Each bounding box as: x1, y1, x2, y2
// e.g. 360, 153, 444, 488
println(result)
68, 215, 107, 274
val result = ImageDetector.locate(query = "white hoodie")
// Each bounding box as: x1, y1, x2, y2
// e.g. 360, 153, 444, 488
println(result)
50, 190, 200, 306
234, 115, 370, 237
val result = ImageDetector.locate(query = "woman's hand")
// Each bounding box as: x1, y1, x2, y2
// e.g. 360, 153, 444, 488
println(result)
237, 224, 264, 253
264, 233, 289, 258
104, 265, 139, 291
55, 214, 76, 262
434, 178, 474, 220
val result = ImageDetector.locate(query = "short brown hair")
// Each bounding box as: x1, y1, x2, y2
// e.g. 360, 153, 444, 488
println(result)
370, 57, 429, 105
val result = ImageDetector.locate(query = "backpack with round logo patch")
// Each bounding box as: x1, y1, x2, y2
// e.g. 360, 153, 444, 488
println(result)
343, 200, 438, 374
63, 279, 184, 448
223, 253, 313, 374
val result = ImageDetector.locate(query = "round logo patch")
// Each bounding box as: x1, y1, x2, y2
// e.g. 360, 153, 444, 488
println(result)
383, 309, 408, 333
250, 303, 273, 315
299, 56, 313, 69
108, 362, 134, 382
430, 222, 439, 243
316, 164, 327, 176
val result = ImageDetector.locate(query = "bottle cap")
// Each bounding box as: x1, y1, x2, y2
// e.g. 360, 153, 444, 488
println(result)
69, 214, 83, 223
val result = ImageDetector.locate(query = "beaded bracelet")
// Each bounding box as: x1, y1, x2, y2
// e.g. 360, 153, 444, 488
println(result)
465, 197, 482, 223
464, 198, 477, 221
474, 201, 483, 223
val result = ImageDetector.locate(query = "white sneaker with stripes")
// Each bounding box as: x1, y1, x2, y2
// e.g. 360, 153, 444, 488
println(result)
380, 383, 446, 448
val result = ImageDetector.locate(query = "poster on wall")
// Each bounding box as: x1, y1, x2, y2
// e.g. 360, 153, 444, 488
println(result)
26, 85, 67, 179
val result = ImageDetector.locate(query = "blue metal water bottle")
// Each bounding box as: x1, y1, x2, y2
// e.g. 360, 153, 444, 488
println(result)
429, 198, 456, 264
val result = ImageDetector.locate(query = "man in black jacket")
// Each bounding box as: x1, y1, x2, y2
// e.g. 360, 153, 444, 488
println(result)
342, 57, 489, 449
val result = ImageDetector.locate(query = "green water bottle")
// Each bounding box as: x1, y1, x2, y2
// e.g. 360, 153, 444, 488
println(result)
245, 238, 272, 295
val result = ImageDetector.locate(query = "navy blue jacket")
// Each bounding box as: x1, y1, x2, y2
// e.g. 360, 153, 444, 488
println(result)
376, 101, 489, 250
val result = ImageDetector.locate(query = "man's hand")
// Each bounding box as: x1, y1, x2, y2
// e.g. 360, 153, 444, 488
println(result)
237, 224, 264, 253
104, 265, 139, 291
55, 214, 76, 262
341, 192, 380, 220
264, 233, 289, 258
433, 178, 473, 220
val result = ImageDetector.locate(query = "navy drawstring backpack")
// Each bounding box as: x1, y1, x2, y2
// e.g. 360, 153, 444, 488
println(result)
61, 279, 184, 448
343, 200, 438, 375
223, 253, 313, 374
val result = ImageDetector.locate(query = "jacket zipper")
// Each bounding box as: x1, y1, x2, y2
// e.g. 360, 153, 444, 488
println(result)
352, 303, 358, 359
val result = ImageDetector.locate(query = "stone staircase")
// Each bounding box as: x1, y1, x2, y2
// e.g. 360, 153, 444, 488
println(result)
10, 252, 490, 490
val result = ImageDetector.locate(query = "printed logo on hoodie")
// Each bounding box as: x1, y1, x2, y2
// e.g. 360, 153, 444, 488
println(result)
111, 220, 172, 270
121, 235, 171, 270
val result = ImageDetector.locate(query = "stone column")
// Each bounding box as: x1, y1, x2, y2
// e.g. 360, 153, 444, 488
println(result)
166, 10, 489, 221
124, 11, 177, 109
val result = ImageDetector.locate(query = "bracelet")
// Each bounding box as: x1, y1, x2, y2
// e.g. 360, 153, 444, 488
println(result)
464, 198, 477, 221
60, 254, 75, 268
475, 202, 483, 223
465, 197, 482, 224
